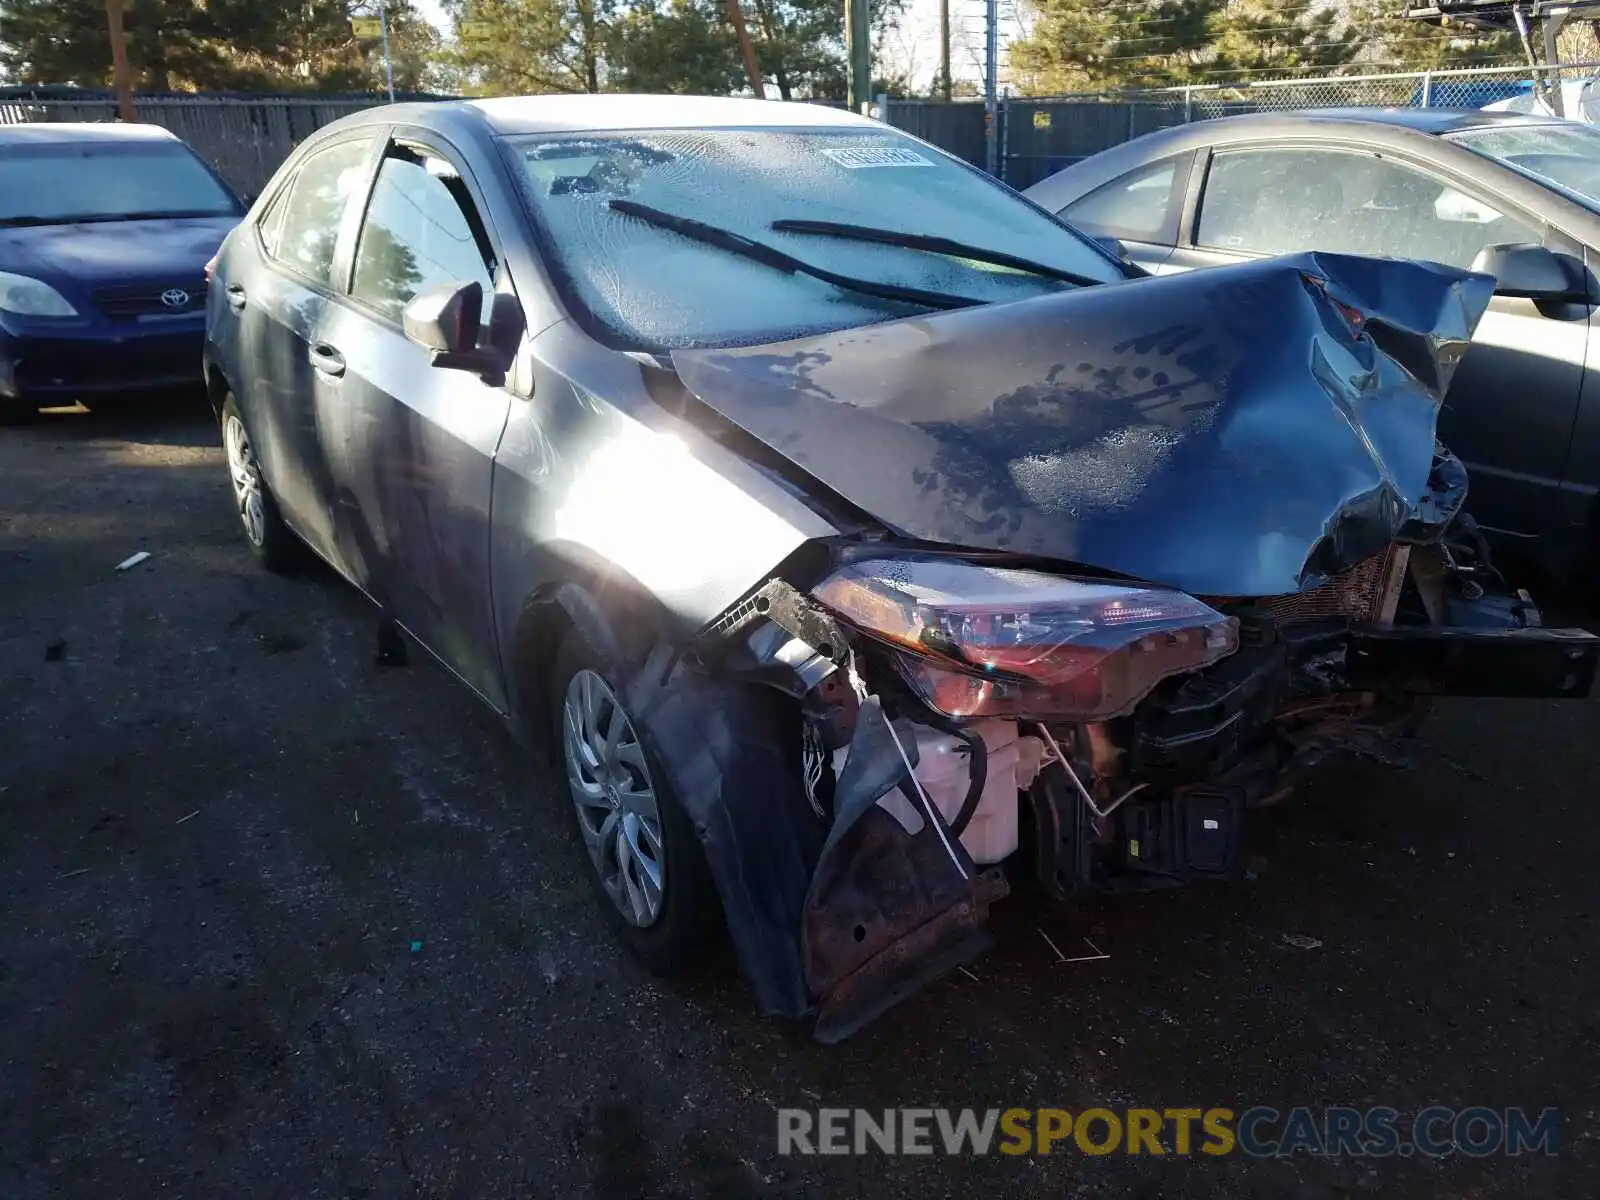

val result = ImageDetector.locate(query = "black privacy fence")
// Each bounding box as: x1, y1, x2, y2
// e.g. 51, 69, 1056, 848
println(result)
4, 61, 1589, 195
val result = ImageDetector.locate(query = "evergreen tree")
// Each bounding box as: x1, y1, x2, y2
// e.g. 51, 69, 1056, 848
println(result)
1211, 0, 1368, 79
445, 0, 617, 93
1376, 12, 1519, 70
0, 0, 440, 93
1008, 0, 1528, 95
1009, 0, 1224, 92
606, 0, 745, 95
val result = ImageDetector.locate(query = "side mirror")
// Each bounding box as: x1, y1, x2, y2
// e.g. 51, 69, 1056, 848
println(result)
403, 280, 523, 385
404, 279, 480, 353
1470, 243, 1587, 301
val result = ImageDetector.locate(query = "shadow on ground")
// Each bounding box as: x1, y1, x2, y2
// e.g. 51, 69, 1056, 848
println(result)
1, 404, 1595, 1199
25, 389, 219, 449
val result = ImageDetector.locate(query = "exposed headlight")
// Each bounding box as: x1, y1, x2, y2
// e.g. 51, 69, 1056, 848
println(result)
0, 271, 77, 317
812, 556, 1238, 720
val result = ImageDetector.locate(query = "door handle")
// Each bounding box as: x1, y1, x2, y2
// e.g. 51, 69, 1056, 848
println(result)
225, 283, 247, 312
309, 343, 346, 377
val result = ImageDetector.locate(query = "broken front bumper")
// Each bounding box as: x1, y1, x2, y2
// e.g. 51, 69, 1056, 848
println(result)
627, 554, 1596, 1045
1132, 613, 1599, 785
1343, 625, 1598, 698
792, 614, 1599, 1040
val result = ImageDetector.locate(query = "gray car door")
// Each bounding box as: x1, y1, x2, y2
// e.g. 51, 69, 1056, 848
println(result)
315, 134, 516, 710
1168, 142, 1587, 542
228, 133, 376, 564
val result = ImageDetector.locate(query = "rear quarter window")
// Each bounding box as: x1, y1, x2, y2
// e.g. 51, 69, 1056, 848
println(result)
256, 188, 288, 258
1061, 153, 1192, 245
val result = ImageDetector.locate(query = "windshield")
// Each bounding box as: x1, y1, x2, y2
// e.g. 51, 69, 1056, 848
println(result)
0, 140, 238, 224
1447, 122, 1600, 211
505, 127, 1121, 349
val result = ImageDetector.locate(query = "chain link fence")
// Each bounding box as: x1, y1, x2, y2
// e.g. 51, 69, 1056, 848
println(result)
4, 64, 1595, 198
987, 61, 1600, 188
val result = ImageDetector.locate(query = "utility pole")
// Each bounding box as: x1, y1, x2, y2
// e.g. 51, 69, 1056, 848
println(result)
939, 0, 951, 101
378, 1, 395, 102
725, 0, 765, 97
845, 0, 870, 112
983, 0, 998, 174
353, 6, 397, 100
103, 0, 135, 122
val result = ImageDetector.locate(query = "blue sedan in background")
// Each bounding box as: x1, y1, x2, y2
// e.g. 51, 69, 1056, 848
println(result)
0, 122, 243, 423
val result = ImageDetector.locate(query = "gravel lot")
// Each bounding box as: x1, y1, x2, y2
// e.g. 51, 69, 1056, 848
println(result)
2, 398, 1596, 1199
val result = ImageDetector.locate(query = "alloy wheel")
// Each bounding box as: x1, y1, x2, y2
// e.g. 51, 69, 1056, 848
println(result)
222, 412, 266, 547
561, 668, 667, 927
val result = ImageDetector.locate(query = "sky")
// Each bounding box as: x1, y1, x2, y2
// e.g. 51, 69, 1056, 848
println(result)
414, 0, 451, 27
407, 0, 1019, 93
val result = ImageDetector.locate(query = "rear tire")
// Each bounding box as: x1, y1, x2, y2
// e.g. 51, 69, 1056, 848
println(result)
549, 631, 721, 974
220, 394, 297, 573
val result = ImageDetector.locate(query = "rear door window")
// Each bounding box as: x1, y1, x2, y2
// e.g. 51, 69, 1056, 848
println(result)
1195, 145, 1540, 268
261, 137, 373, 287
1061, 154, 1191, 245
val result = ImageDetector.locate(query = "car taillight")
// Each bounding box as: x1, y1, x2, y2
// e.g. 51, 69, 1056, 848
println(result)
204, 253, 219, 283
811, 556, 1238, 720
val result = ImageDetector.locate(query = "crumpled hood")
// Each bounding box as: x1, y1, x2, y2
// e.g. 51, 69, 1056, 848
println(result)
671, 252, 1494, 597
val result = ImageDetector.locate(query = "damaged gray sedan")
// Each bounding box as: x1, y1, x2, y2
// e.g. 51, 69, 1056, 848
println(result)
203, 95, 1600, 1042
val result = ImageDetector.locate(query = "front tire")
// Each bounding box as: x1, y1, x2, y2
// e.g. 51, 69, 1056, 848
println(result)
550, 632, 720, 974
220, 394, 296, 573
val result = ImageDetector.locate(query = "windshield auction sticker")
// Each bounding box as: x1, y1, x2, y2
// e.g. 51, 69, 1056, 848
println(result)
821, 147, 935, 169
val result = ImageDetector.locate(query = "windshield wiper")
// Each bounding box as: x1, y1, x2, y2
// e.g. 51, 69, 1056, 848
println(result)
0, 215, 65, 228
770, 218, 1109, 288
607, 199, 983, 311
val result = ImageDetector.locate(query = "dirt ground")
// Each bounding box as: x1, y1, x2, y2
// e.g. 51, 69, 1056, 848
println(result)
2, 397, 1596, 1199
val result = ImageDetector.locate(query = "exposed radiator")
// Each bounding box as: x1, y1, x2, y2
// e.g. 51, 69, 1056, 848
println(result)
1258, 545, 1407, 627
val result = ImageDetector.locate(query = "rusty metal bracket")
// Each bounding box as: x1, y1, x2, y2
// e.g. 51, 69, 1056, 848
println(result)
804, 799, 1008, 1043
